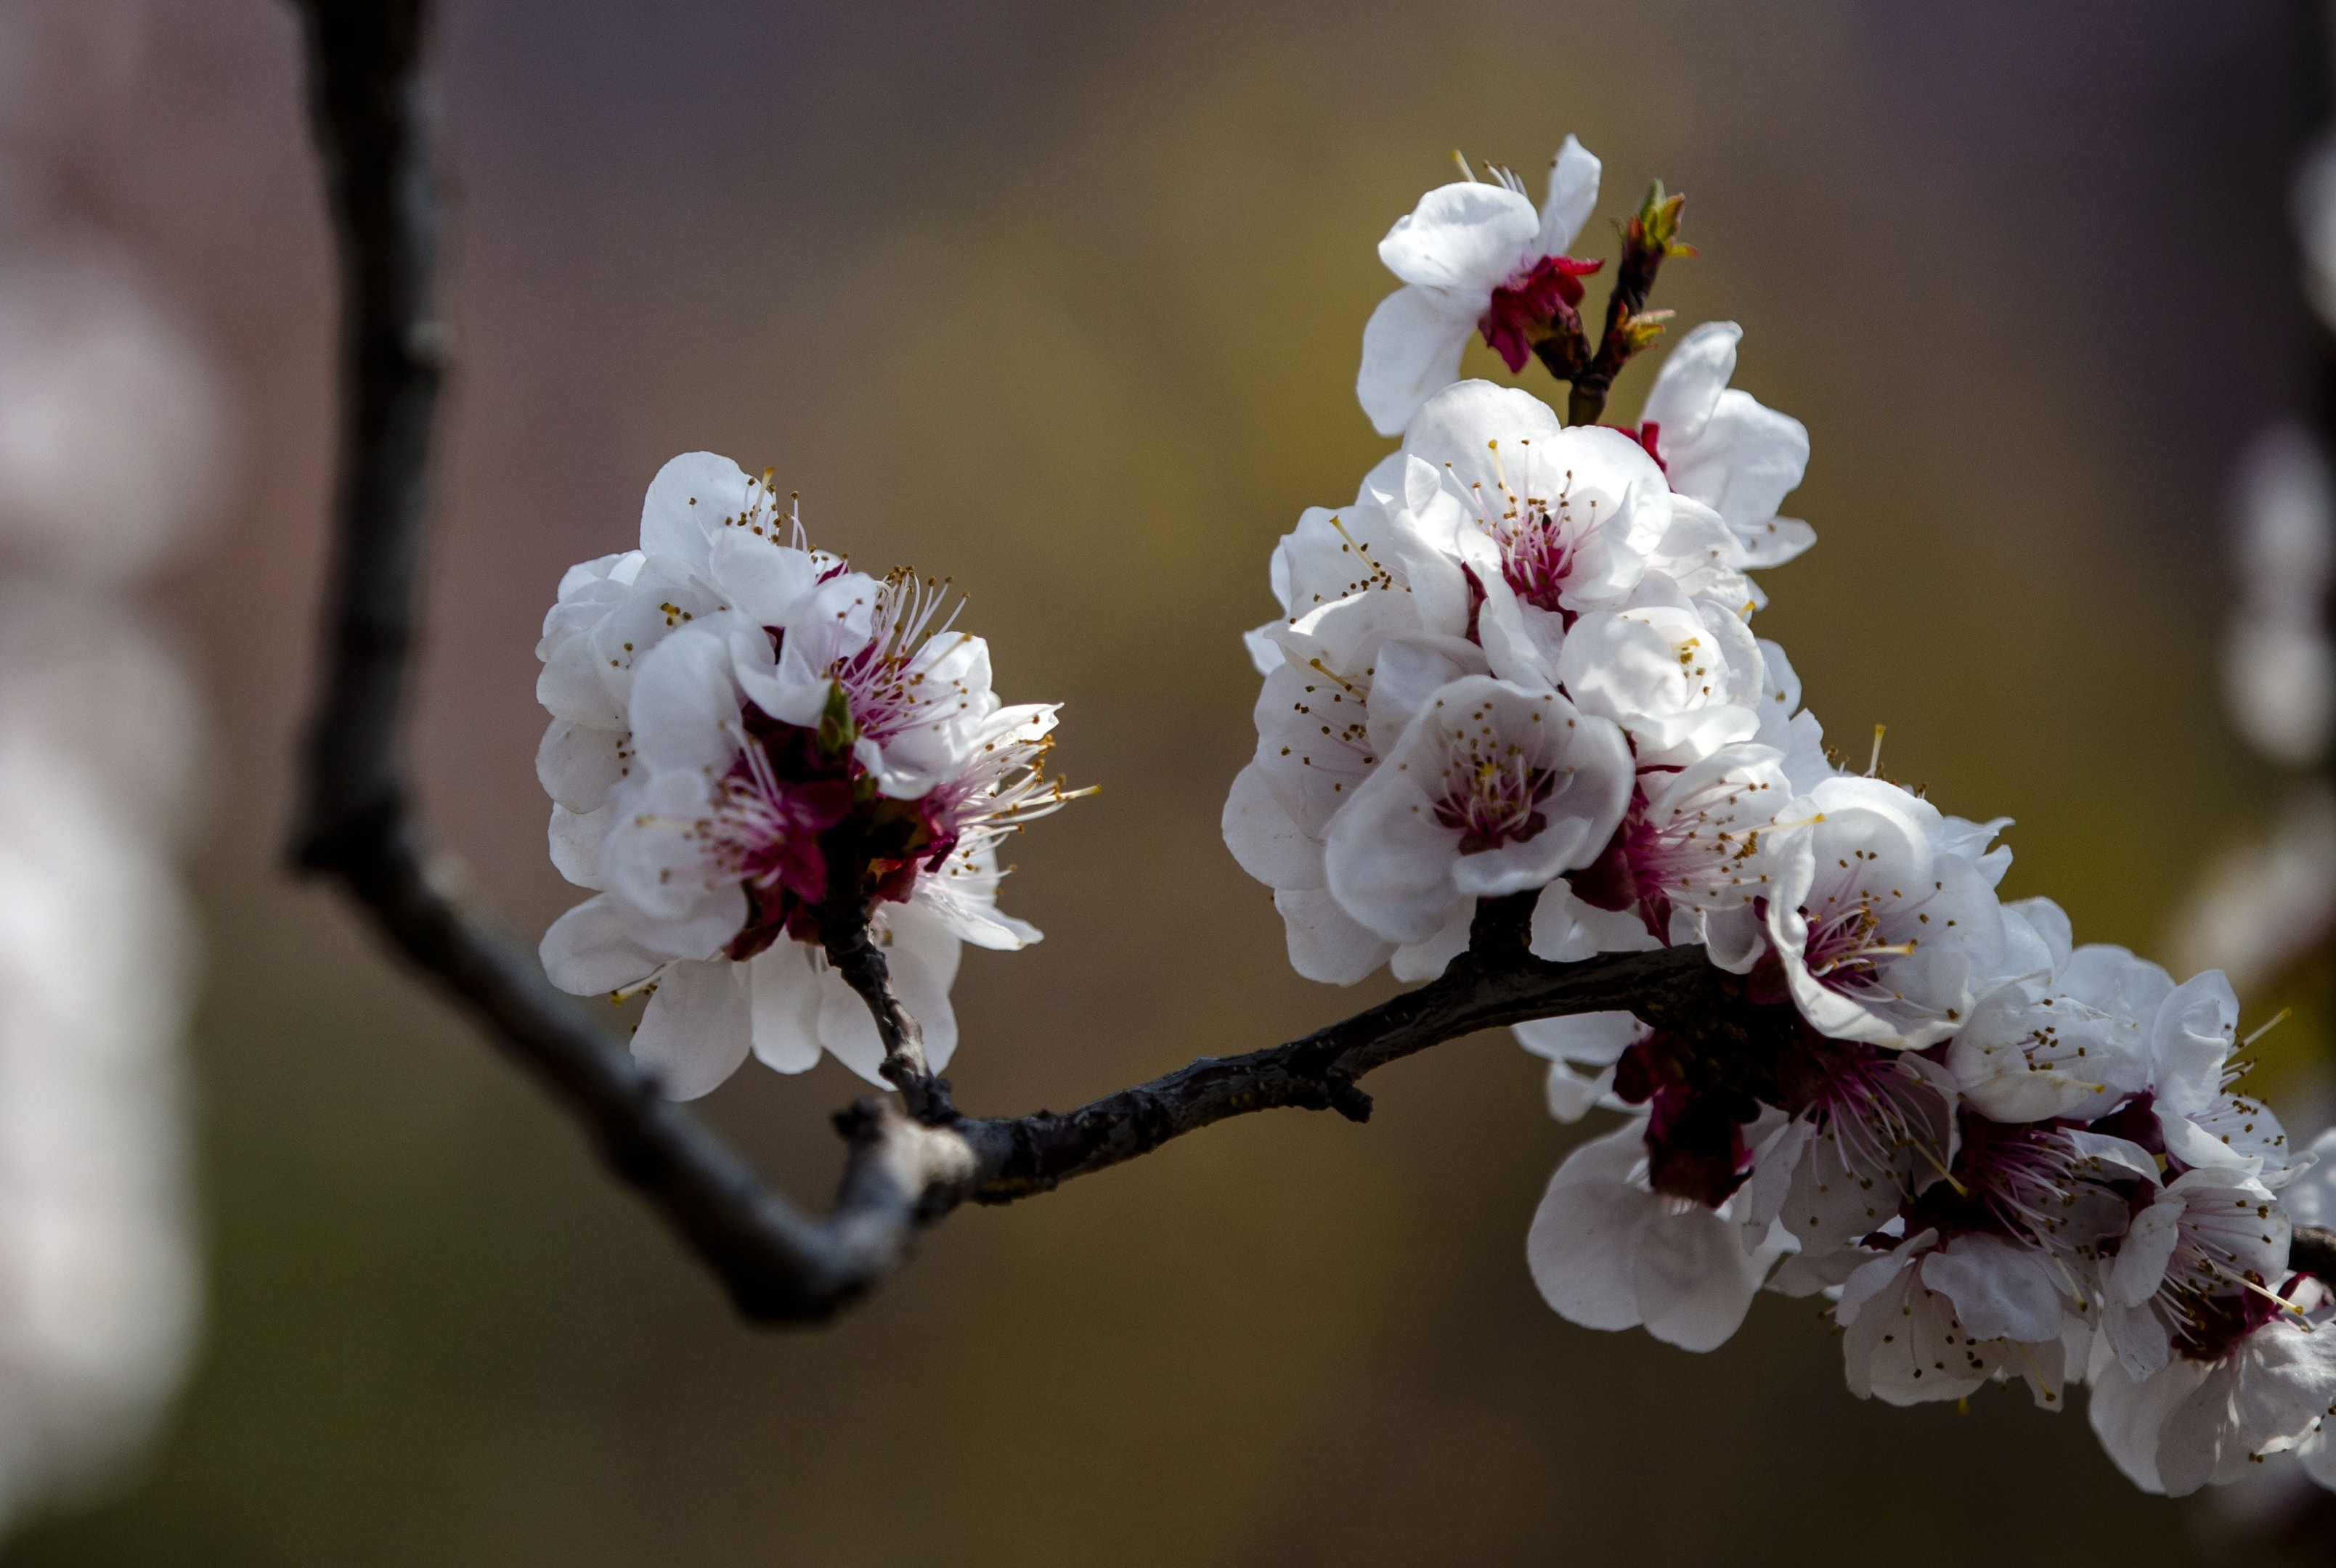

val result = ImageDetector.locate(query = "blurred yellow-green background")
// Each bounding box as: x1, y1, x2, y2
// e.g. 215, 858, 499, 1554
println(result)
11, 1, 2335, 1562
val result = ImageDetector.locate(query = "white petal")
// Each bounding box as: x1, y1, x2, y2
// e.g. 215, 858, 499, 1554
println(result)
1272, 887, 1393, 985
1358, 285, 1473, 438
1513, 1010, 1646, 1067
548, 803, 608, 890
1642, 320, 1739, 438
632, 959, 751, 1101
627, 624, 741, 777
1920, 1233, 2065, 1344
1222, 761, 1327, 891
881, 900, 964, 1075
1537, 135, 1601, 257
1391, 899, 1473, 981
748, 943, 824, 1074
1633, 1205, 1767, 1352
2088, 1357, 2204, 1495
1526, 1152, 1650, 1332
707, 526, 818, 626
2149, 971, 2239, 1116
1242, 622, 1284, 677
638, 452, 752, 571
814, 968, 890, 1087
1376, 181, 1539, 292
1542, 1060, 1617, 1123
539, 895, 662, 996
537, 719, 626, 813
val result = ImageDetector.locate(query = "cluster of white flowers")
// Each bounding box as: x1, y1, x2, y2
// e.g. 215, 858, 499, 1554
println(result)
1227, 133, 2336, 1497
536, 455, 1075, 1098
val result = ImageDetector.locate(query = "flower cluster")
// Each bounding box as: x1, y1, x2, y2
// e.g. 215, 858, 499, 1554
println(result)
536, 454, 1075, 1099
1228, 134, 2336, 1497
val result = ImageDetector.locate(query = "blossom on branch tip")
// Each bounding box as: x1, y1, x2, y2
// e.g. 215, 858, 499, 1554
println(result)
1358, 136, 1604, 436
536, 452, 1071, 1098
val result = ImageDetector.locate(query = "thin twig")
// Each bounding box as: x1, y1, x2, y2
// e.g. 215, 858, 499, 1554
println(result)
1565, 184, 1690, 427
814, 820, 942, 1116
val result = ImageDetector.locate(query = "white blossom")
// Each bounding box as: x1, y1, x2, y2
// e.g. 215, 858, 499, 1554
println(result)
1358, 137, 1603, 436
1765, 775, 2011, 1049
2099, 1169, 2292, 1384
1526, 1116, 1790, 1352
2089, 1292, 2336, 1498
538, 454, 1067, 1097
1637, 321, 1812, 569
1946, 909, 2163, 1124
1559, 742, 1791, 964
1323, 674, 1631, 945
1834, 1230, 2072, 1409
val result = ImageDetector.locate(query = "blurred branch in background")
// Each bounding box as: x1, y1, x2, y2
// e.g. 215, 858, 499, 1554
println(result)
281, 0, 1756, 1330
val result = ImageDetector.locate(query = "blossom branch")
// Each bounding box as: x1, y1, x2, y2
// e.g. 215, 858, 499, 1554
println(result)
280, 0, 1746, 1327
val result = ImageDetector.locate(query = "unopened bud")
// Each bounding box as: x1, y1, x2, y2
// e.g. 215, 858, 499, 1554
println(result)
1628, 181, 1695, 259
1620, 308, 1675, 354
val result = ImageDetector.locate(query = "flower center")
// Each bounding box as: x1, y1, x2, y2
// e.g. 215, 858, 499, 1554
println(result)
1783, 1042, 1947, 1193
1497, 507, 1578, 613
1432, 748, 1555, 854
712, 713, 856, 960
826, 570, 974, 746
1802, 899, 1914, 995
